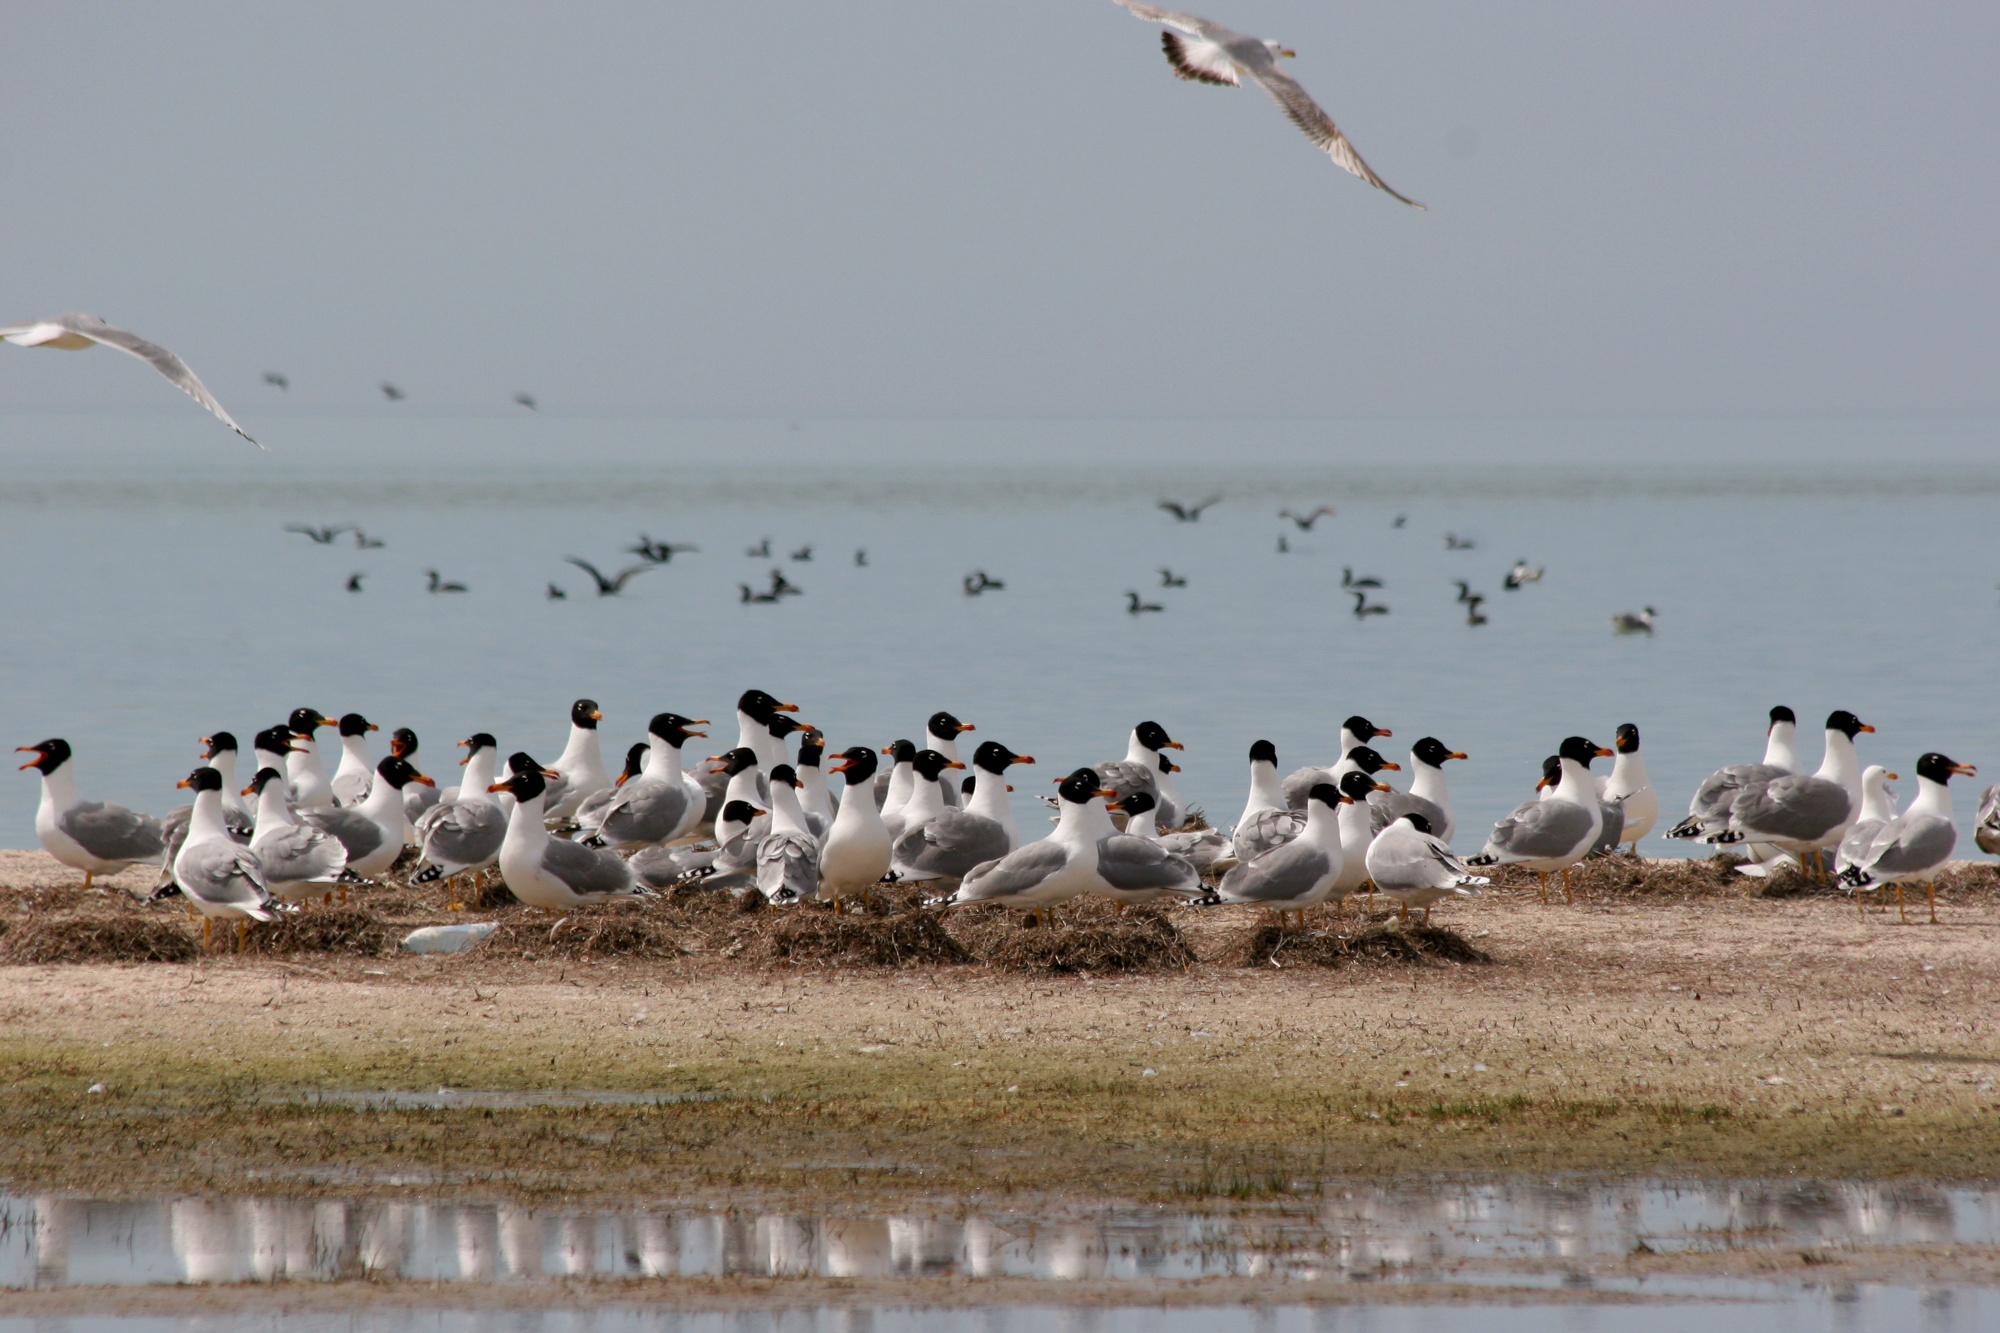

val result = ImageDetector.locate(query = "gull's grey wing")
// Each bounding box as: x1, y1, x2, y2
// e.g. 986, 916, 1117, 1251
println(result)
58, 800, 165, 863
1157, 827, 1229, 870
1367, 792, 1447, 838
1482, 799, 1594, 862
1856, 815, 1958, 880
1232, 807, 1303, 863
1217, 837, 1332, 904
541, 837, 638, 898
49, 313, 260, 446
253, 823, 347, 884
415, 800, 505, 872
956, 840, 1071, 904
176, 840, 274, 915
1237, 67, 1425, 207
893, 809, 1009, 881
1094, 761, 1158, 804
1590, 800, 1626, 855
1724, 776, 1850, 843
1370, 828, 1479, 891
712, 826, 761, 875
1686, 763, 1787, 822
1974, 784, 2000, 855
597, 777, 690, 847
1280, 765, 1333, 811
300, 807, 386, 863
755, 829, 820, 902
1834, 817, 1886, 876
404, 782, 441, 826
1112, 0, 1226, 39
1095, 834, 1201, 894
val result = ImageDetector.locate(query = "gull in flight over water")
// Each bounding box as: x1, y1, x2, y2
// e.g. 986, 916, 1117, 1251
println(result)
0, 312, 260, 446
1111, 1, 1424, 208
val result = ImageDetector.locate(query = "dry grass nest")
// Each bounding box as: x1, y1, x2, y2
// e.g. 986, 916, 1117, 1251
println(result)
1235, 921, 1490, 969
763, 910, 972, 967
486, 912, 686, 960
958, 902, 1198, 974
0, 915, 199, 964
238, 908, 388, 956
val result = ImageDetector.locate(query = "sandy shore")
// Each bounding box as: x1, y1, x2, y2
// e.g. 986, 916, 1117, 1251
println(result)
0, 848, 1996, 1209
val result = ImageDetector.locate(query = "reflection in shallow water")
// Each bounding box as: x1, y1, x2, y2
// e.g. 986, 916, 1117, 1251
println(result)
5, 1180, 1995, 1289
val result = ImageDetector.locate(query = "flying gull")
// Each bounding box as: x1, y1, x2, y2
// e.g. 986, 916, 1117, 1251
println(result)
1112, 1, 1423, 208
0, 312, 260, 445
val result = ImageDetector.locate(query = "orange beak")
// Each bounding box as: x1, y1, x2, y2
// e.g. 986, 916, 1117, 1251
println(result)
1013, 755, 1036, 764
1449, 751, 1468, 761
1339, 795, 1354, 804
957, 722, 976, 733
1373, 781, 1392, 792
542, 768, 561, 779
241, 783, 256, 797
1858, 723, 1876, 733
487, 781, 510, 793
1375, 728, 1393, 738
15, 746, 43, 770
685, 730, 708, 739
318, 716, 338, 727
691, 719, 710, 726
1595, 746, 1614, 757
1380, 761, 1402, 771
1885, 771, 1900, 780
176, 777, 193, 789
412, 774, 435, 787
881, 744, 896, 755
1095, 787, 1118, 798
1165, 762, 1181, 773
776, 702, 799, 713
947, 760, 966, 769
1951, 762, 1979, 776
589, 709, 603, 721
367, 723, 379, 732
1163, 740, 1184, 750
829, 758, 855, 773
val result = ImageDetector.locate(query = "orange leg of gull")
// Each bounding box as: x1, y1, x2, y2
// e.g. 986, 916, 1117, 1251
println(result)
446, 874, 464, 912
1562, 866, 1574, 904
200, 917, 212, 951
1537, 872, 1548, 905
1926, 881, 1939, 925
82, 871, 95, 892
1896, 883, 1908, 924
236, 919, 248, 954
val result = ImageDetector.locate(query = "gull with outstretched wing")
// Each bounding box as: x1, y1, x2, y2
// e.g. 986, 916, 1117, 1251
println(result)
1111, 1, 1423, 208
0, 312, 260, 445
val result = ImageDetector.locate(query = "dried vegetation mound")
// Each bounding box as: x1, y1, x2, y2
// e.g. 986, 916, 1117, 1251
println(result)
967, 906, 1197, 974
1236, 922, 1489, 968
481, 909, 685, 959
0, 915, 198, 964
239, 908, 388, 956
764, 910, 971, 967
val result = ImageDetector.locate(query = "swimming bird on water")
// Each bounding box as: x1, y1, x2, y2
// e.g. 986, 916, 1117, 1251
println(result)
1158, 495, 1221, 522
854, 549, 868, 566
1341, 567, 1382, 589
1276, 534, 1290, 553
352, 529, 384, 549
18, 738, 165, 890
426, 570, 467, 594
746, 537, 772, 558
790, 546, 813, 562
1158, 568, 1187, 587
346, 573, 364, 593
0, 312, 261, 445
1445, 533, 1475, 550
1350, 590, 1388, 617
1465, 596, 1487, 625
740, 584, 781, 603
547, 584, 567, 600
1451, 580, 1477, 604
1109, 1, 1424, 207
1126, 591, 1165, 614
1278, 506, 1336, 530
1612, 607, 1657, 634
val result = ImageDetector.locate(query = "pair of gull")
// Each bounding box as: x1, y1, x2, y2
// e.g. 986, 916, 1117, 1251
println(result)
1669, 705, 1981, 922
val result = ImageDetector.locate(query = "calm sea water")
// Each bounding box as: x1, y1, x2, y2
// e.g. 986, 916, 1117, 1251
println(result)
5, 415, 1998, 856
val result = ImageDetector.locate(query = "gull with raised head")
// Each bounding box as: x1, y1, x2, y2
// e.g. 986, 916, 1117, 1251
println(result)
18, 738, 165, 890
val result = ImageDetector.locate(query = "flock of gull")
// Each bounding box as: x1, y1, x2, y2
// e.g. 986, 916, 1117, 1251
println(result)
19, 694, 1995, 950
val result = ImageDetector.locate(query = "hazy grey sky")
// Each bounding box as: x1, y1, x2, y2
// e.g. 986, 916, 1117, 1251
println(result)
3, 1, 1994, 422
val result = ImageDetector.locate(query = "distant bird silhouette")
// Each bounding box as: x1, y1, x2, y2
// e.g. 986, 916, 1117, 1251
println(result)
627, 535, 698, 563
1276, 534, 1290, 553
563, 557, 650, 596
1341, 566, 1382, 589
264, 372, 289, 391
285, 524, 351, 544
1392, 514, 1407, 528
1466, 595, 1488, 626
963, 574, 986, 597
769, 568, 802, 597
1278, 505, 1336, 530
963, 570, 1005, 596
746, 537, 772, 558
1158, 495, 1221, 522
380, 382, 405, 402
1445, 533, 1475, 550
547, 584, 567, 600
1451, 580, 1477, 604
1504, 559, 1544, 589
426, 570, 467, 593
740, 583, 782, 604
352, 529, 384, 549
790, 546, 813, 562
1351, 590, 1389, 617
1612, 606, 1657, 634
1125, 591, 1165, 614
854, 549, 868, 567
345, 572, 364, 593
1158, 568, 1187, 587
513, 392, 537, 411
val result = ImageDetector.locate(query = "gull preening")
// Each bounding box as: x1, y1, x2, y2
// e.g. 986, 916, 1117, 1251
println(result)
1112, 1, 1423, 208
0, 313, 260, 446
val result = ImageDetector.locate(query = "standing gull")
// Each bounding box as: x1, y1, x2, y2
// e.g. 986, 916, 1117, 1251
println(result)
18, 738, 165, 889
1667, 706, 1800, 842
283, 709, 340, 810
1595, 723, 1658, 854
1119, 792, 1232, 877
947, 769, 1121, 924
755, 765, 822, 904
1366, 737, 1465, 843
1832, 765, 1900, 889
1211, 782, 1349, 924
1111, 1, 1424, 207
489, 767, 644, 910
1366, 813, 1488, 924
1233, 739, 1304, 864
301, 757, 432, 881
170, 767, 281, 949
245, 768, 351, 902
583, 714, 705, 850
819, 747, 893, 907
0, 312, 260, 445
328, 713, 381, 807
1096, 721, 1185, 829
1467, 737, 1613, 902
546, 699, 611, 820
1708, 711, 1872, 876
1283, 715, 1393, 810
411, 735, 507, 906
891, 743, 1033, 886
1839, 753, 1977, 923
